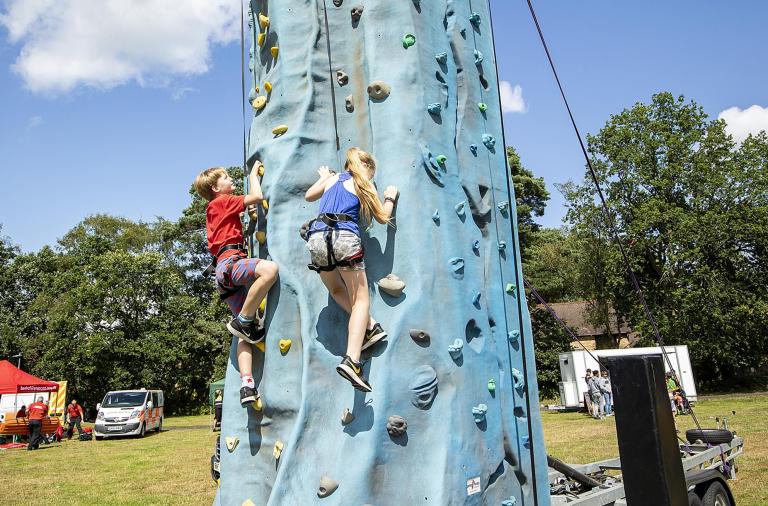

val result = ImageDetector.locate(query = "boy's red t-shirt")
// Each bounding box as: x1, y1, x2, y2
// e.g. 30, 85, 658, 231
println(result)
67, 404, 83, 418
206, 194, 246, 261
27, 401, 47, 420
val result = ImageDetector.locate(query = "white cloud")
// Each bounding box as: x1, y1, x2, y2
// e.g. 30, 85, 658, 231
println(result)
0, 0, 240, 94
499, 81, 527, 114
718, 105, 768, 143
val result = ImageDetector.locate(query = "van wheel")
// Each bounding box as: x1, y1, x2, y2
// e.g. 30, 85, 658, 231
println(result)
702, 481, 731, 506
156, 418, 163, 432
139, 422, 146, 438
95, 435, 103, 441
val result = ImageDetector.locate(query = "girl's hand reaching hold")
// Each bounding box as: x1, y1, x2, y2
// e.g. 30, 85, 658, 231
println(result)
317, 165, 336, 180
383, 185, 399, 202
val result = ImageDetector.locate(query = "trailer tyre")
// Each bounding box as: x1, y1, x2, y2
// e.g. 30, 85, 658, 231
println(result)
701, 481, 731, 506
685, 429, 733, 445
688, 492, 703, 506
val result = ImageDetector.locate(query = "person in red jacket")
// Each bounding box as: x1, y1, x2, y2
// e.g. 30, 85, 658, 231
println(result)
27, 396, 48, 450
66, 399, 85, 440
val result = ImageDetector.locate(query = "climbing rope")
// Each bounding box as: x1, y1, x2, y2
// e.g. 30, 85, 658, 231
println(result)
320, 0, 342, 163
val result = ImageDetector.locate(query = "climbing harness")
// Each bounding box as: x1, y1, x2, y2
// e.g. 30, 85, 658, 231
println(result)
202, 243, 247, 279
301, 213, 364, 272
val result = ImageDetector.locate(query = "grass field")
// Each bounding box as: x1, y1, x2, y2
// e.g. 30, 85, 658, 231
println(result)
2, 394, 765, 505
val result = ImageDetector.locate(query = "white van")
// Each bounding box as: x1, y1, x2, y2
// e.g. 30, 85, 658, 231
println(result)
94, 389, 164, 439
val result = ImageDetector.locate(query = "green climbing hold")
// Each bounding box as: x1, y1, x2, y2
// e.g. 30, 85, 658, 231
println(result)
477, 102, 487, 112
487, 379, 496, 394
505, 283, 516, 294
436, 154, 447, 164
402, 33, 416, 49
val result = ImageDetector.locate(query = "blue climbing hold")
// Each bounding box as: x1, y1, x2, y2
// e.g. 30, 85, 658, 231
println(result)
482, 134, 496, 149
472, 240, 480, 251
448, 338, 463, 359
469, 13, 481, 26
502, 497, 518, 506
427, 102, 442, 115
469, 144, 478, 155
497, 241, 506, 251
454, 201, 466, 217
497, 200, 509, 212
435, 52, 447, 64
432, 210, 440, 224
505, 283, 516, 295
512, 368, 525, 391
508, 330, 520, 342
474, 49, 483, 65
460, 27, 467, 37
472, 292, 481, 306
472, 404, 487, 423
448, 257, 465, 279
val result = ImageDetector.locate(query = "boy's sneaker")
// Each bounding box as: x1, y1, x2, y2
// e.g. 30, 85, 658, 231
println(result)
227, 318, 265, 344
361, 323, 387, 351
336, 356, 372, 392
240, 386, 258, 407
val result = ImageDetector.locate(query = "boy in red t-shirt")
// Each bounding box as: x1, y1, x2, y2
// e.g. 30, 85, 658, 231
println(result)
194, 161, 279, 406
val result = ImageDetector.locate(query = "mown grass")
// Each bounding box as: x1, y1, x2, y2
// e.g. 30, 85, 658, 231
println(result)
1, 395, 765, 505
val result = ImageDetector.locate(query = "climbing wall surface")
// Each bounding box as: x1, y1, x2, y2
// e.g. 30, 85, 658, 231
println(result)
217, 1, 550, 504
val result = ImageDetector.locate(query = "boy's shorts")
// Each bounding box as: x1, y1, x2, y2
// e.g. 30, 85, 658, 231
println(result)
307, 229, 365, 271
215, 253, 262, 316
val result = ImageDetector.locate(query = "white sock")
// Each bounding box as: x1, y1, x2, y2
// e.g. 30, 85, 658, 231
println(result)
241, 375, 255, 389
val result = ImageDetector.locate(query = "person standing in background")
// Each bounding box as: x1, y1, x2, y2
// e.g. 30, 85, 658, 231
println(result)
26, 396, 48, 450
599, 370, 613, 416
66, 399, 85, 440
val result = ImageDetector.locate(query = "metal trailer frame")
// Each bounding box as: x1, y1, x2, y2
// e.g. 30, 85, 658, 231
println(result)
548, 436, 744, 505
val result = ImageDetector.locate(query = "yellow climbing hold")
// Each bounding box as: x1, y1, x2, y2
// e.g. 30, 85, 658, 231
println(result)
255, 341, 265, 353
259, 297, 267, 314
242, 500, 256, 506
272, 125, 288, 136
252, 397, 263, 411
251, 96, 267, 110
247, 207, 258, 221
255, 231, 266, 244
264, 81, 272, 93
273, 440, 284, 460
262, 199, 269, 210
270, 46, 279, 58
258, 13, 269, 30
257, 164, 265, 177
225, 436, 239, 452
279, 339, 292, 354
257, 33, 266, 46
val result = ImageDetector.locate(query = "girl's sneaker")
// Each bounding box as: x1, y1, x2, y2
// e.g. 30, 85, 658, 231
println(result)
336, 356, 372, 392
227, 318, 265, 344
361, 323, 387, 351
240, 386, 258, 407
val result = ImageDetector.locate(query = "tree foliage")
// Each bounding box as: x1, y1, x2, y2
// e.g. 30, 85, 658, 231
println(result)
508, 146, 549, 258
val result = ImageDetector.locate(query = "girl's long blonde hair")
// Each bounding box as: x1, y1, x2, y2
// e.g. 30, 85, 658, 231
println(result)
345, 147, 389, 225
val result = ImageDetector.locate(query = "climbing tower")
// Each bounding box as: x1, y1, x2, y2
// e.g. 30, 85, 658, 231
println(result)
217, 1, 550, 504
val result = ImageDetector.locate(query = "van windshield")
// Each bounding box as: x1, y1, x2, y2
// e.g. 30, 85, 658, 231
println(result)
102, 392, 147, 408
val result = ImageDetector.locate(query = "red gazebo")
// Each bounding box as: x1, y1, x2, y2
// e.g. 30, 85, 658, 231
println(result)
0, 360, 59, 394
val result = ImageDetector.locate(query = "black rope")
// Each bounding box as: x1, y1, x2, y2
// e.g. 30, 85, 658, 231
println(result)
321, 0, 341, 157
521, 0, 705, 433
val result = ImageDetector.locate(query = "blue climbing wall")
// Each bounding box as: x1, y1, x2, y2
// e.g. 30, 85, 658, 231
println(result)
217, 1, 550, 504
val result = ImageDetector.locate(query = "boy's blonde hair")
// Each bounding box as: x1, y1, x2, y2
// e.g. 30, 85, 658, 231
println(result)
194, 167, 228, 201
345, 147, 389, 225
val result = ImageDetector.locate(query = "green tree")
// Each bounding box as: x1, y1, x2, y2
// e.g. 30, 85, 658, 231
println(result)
508, 146, 549, 258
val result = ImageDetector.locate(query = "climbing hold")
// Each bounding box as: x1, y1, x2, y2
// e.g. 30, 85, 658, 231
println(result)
472, 292, 481, 306
448, 338, 464, 359
478, 102, 488, 112
502, 498, 518, 506
242, 500, 256, 506
250, 96, 267, 110
247, 207, 258, 221
255, 341, 266, 353
367, 80, 391, 100
252, 397, 263, 411
259, 297, 267, 314
472, 404, 488, 423
448, 257, 465, 279
279, 339, 291, 354
258, 13, 269, 30
427, 102, 441, 115
270, 46, 279, 58
474, 49, 484, 65
350, 5, 363, 22
257, 33, 266, 46
262, 200, 269, 211
436, 154, 447, 165
378, 274, 405, 297
345, 95, 354, 112
409, 329, 430, 342
341, 408, 354, 425
508, 330, 520, 343
460, 27, 467, 37
409, 365, 438, 409
386, 415, 408, 437
469, 144, 478, 155
512, 368, 525, 391
454, 201, 466, 217
318, 476, 339, 498
435, 52, 448, 64
487, 379, 496, 394
225, 436, 239, 452
255, 231, 267, 244
254, 85, 260, 94
402, 33, 416, 49
469, 12, 481, 26
336, 70, 348, 86
272, 125, 288, 136
472, 240, 480, 251
522, 436, 531, 448
333, 0, 342, 6
505, 283, 516, 295
273, 440, 284, 460
497, 200, 509, 212
264, 81, 273, 93
498, 241, 507, 251
257, 164, 265, 177
482, 134, 496, 149
432, 209, 440, 223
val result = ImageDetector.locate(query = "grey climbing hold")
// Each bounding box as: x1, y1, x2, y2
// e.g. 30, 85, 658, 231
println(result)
474, 49, 483, 65
402, 33, 416, 49
487, 378, 496, 394
522, 436, 531, 448
505, 283, 516, 295
448, 257, 465, 279
225, 436, 239, 452
472, 240, 480, 251
386, 415, 407, 437
427, 102, 441, 115
472, 292, 481, 306
469, 144, 478, 155
482, 134, 496, 149
333, 0, 342, 6
436, 154, 447, 165
409, 365, 438, 409
435, 52, 447, 64
367, 80, 391, 100
350, 5, 363, 22
318, 475, 339, 498
512, 368, 525, 391
508, 330, 520, 342
378, 274, 405, 297
422, 146, 445, 186
478, 102, 488, 112
469, 12, 481, 26
497, 241, 506, 251
345, 95, 354, 112
460, 27, 467, 37
409, 329, 430, 342
448, 338, 463, 359
497, 200, 509, 212
336, 70, 348, 86
502, 498, 518, 506
341, 408, 354, 425
472, 404, 487, 423
432, 209, 440, 223
454, 201, 466, 217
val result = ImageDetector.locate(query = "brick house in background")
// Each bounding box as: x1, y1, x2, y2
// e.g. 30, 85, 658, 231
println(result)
537, 301, 639, 350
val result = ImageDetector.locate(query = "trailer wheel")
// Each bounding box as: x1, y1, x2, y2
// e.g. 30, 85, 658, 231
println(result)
685, 429, 733, 445
688, 492, 703, 506
701, 481, 731, 506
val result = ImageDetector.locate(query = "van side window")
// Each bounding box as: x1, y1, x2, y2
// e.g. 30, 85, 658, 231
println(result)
152, 392, 159, 407
157, 392, 164, 406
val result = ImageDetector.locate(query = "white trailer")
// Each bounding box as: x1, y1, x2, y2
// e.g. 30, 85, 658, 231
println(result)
558, 346, 697, 409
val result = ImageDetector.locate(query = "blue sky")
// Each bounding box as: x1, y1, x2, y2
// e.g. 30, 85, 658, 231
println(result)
1, 1, 766, 252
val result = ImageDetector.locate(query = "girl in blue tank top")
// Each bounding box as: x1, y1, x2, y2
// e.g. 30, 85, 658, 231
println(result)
304, 147, 399, 392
